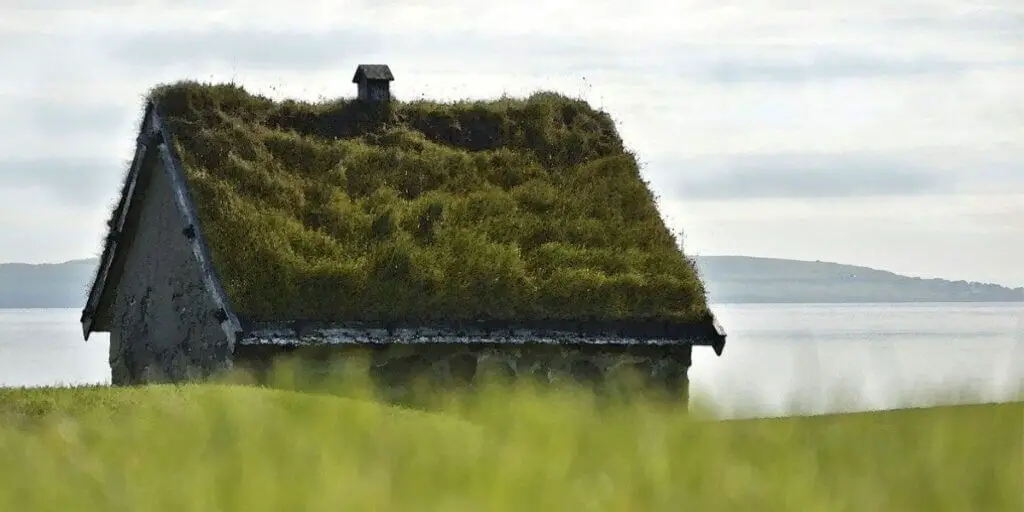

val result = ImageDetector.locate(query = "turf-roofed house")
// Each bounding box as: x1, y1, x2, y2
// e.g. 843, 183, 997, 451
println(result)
81, 64, 727, 397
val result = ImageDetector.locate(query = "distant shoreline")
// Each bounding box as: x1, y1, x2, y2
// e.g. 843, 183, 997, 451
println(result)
694, 255, 1023, 304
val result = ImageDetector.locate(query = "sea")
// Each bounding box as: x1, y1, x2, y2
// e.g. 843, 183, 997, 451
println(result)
1, 303, 1021, 418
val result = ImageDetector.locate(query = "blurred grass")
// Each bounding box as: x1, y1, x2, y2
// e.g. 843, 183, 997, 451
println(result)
140, 82, 710, 324
1, 366, 1020, 511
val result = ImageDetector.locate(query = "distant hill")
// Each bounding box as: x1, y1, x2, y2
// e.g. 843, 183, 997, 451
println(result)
0, 255, 1021, 308
694, 255, 1024, 304
0, 258, 97, 309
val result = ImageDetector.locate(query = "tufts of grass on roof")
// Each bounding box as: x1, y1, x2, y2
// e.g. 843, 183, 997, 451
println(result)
147, 82, 710, 325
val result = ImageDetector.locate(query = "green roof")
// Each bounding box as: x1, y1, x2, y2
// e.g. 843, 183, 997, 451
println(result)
148, 82, 710, 325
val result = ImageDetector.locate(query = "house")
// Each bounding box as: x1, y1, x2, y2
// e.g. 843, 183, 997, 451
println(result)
352, 64, 394, 102
80, 65, 726, 397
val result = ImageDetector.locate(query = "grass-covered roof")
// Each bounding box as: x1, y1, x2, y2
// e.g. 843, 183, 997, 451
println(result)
147, 82, 710, 325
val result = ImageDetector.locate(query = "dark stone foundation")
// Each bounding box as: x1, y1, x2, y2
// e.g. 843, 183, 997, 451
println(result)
233, 342, 692, 403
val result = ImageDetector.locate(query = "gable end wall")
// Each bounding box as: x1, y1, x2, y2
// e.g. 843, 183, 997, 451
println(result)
108, 136, 232, 384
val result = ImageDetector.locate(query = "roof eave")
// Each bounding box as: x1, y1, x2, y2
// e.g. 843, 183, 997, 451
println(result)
238, 318, 726, 354
711, 315, 727, 356
80, 102, 157, 340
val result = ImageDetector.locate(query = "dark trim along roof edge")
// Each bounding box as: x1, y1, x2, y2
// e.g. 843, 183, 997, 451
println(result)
80, 103, 154, 341
241, 322, 727, 356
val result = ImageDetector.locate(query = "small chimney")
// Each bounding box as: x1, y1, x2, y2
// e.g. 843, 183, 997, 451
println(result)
352, 64, 395, 102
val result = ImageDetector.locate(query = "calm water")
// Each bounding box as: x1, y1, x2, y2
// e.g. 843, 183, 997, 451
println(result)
1, 304, 1021, 417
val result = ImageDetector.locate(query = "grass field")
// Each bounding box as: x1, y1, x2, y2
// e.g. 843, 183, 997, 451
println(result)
1, 369, 1020, 512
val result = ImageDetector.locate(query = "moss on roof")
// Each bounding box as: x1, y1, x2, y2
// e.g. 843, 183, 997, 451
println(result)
147, 81, 710, 325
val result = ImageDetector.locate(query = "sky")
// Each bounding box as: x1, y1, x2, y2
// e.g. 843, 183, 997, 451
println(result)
1, 0, 1022, 287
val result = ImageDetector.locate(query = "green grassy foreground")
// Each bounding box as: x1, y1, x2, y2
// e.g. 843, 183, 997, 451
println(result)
1, 376, 1020, 511
144, 83, 709, 323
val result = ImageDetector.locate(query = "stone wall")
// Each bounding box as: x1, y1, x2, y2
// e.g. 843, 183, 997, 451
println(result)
108, 148, 231, 385
233, 342, 692, 402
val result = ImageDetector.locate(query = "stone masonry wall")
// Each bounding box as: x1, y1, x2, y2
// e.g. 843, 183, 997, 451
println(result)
108, 155, 231, 385
233, 342, 693, 401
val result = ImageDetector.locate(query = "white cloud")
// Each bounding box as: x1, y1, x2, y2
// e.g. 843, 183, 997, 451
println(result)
0, 186, 109, 263
0, 0, 1021, 286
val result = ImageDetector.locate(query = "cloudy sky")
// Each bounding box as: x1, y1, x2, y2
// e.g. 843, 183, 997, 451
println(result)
1, 0, 1022, 286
